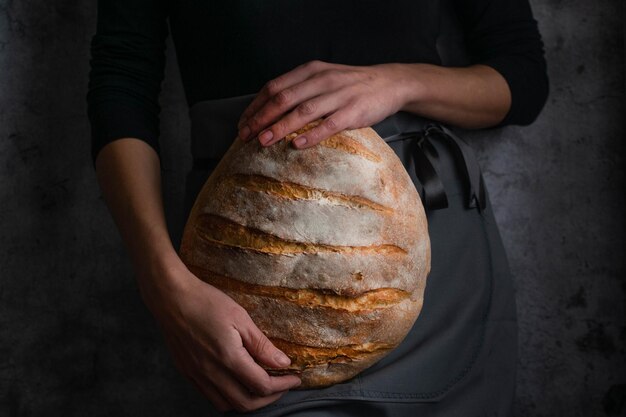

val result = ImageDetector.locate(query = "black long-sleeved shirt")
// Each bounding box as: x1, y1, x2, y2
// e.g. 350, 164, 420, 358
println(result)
87, 0, 549, 164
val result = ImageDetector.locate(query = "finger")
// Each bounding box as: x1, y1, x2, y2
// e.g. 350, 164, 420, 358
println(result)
238, 60, 329, 127
207, 361, 290, 413
223, 343, 302, 396
237, 314, 291, 368
292, 107, 359, 149
257, 93, 345, 147
238, 60, 331, 135
214, 312, 301, 394
243, 72, 346, 144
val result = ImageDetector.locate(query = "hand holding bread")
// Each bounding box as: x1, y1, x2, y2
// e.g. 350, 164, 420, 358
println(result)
237, 60, 411, 149
139, 263, 301, 413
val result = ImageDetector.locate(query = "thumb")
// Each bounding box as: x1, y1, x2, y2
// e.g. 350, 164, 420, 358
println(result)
238, 316, 292, 369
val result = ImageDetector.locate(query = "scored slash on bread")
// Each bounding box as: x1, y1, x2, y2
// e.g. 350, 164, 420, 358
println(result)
286, 119, 382, 162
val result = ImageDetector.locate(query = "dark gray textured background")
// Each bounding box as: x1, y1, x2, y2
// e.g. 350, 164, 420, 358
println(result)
0, 1, 624, 416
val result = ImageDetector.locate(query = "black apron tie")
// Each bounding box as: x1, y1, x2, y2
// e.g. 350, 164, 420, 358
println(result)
384, 124, 486, 212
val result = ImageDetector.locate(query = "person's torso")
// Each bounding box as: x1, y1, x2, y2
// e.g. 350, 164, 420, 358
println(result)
167, 0, 466, 106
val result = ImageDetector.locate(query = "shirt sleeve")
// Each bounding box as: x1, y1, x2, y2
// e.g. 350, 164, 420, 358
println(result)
86, 0, 169, 166
454, 0, 550, 126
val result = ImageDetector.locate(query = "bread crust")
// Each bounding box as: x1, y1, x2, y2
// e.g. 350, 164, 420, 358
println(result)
180, 124, 430, 388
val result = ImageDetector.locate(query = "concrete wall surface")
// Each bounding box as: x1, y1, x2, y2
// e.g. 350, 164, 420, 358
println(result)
0, 0, 624, 416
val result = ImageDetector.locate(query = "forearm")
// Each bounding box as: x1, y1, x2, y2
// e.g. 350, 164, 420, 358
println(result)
237, 60, 514, 149
395, 63, 512, 129
93, 138, 300, 409
94, 138, 184, 290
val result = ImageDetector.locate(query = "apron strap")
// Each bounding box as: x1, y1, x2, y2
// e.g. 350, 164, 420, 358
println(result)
430, 124, 487, 211
384, 130, 449, 210
384, 124, 486, 212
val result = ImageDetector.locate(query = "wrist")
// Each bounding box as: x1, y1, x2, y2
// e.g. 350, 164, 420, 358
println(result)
134, 248, 193, 318
367, 63, 422, 114
395, 63, 432, 113
132, 233, 189, 294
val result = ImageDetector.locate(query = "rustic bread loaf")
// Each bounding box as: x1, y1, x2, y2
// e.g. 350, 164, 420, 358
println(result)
179, 121, 430, 388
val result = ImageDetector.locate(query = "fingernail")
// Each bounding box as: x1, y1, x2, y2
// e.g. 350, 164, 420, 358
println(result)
293, 136, 307, 147
259, 130, 273, 145
239, 125, 250, 141
274, 352, 291, 367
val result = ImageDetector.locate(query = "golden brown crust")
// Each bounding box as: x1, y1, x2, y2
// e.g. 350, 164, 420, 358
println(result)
179, 124, 430, 388
224, 173, 394, 213
193, 213, 408, 256
181, 229, 427, 294
188, 265, 411, 310
264, 338, 393, 389
230, 290, 421, 348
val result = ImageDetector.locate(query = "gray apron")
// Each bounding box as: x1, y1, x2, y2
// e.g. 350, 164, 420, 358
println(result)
180, 94, 518, 417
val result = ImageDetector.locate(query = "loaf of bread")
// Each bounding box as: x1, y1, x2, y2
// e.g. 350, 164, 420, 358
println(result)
179, 121, 430, 388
